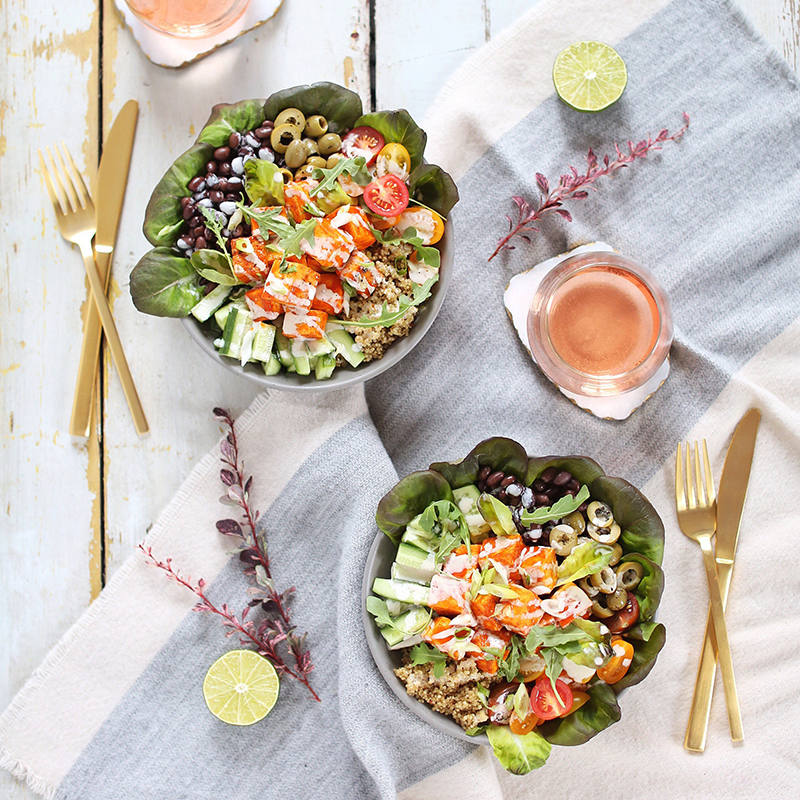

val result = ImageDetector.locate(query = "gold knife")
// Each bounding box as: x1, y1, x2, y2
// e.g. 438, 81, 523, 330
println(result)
69, 100, 145, 436
684, 407, 761, 751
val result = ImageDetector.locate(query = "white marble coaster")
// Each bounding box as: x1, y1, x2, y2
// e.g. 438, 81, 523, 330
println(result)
114, 0, 283, 68
503, 242, 670, 421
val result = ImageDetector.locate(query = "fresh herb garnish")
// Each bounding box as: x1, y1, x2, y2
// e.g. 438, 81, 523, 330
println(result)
416, 500, 470, 562
341, 275, 438, 329
198, 205, 234, 271
520, 485, 590, 526
409, 642, 448, 678
310, 155, 371, 196
280, 217, 317, 259
372, 225, 440, 270
237, 203, 294, 240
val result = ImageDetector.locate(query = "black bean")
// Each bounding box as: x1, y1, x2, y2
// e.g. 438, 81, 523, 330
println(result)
476, 481, 486, 492
255, 126, 272, 139
225, 193, 239, 202
231, 225, 244, 238
534, 493, 550, 506
180, 196, 191, 208
578, 501, 589, 513
206, 160, 218, 174
183, 233, 196, 247
500, 475, 516, 488
553, 470, 572, 486
486, 471, 505, 489
238, 146, 255, 158
188, 176, 205, 192
217, 179, 229, 192
228, 132, 241, 149
195, 236, 207, 250
226, 176, 242, 186
562, 488, 577, 497
209, 190, 224, 204
219, 161, 232, 176
540, 467, 558, 483
182, 205, 195, 221
567, 478, 580, 492
214, 146, 231, 162
532, 478, 547, 492
203, 227, 214, 240
190, 214, 202, 228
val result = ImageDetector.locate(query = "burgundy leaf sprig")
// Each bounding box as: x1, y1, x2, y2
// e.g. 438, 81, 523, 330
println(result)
488, 112, 690, 261
140, 408, 319, 702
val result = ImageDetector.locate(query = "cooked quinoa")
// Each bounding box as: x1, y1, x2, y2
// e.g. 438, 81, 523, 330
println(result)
338, 240, 419, 363
394, 655, 501, 731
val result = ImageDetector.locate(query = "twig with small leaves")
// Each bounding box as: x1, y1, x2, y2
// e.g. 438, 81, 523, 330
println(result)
488, 112, 690, 261
140, 407, 318, 701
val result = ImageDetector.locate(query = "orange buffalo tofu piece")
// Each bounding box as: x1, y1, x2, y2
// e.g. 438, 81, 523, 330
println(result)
473, 628, 512, 675
470, 592, 503, 632
311, 272, 344, 315
263, 257, 319, 309
426, 574, 469, 617
540, 583, 592, 629
329, 206, 376, 250
495, 586, 544, 636
284, 181, 319, 224
301, 218, 355, 271
244, 287, 284, 321
249, 206, 290, 239
443, 544, 481, 580
337, 250, 381, 298
231, 236, 281, 283
282, 308, 328, 340
517, 546, 558, 593
478, 535, 525, 578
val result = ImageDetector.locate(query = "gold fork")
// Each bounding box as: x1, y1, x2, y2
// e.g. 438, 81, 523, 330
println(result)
39, 145, 148, 435
676, 440, 743, 742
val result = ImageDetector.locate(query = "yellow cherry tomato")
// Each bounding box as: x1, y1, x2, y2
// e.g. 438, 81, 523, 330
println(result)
597, 636, 634, 685
393, 207, 445, 245
375, 142, 411, 181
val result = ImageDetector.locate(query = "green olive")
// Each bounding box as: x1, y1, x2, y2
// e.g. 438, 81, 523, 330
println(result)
563, 511, 586, 535
616, 561, 645, 591
302, 137, 319, 157
549, 524, 577, 556
306, 156, 327, 169
284, 139, 308, 169
589, 566, 617, 594
326, 153, 345, 169
587, 501, 614, 528
293, 164, 315, 181
591, 597, 614, 619
304, 115, 328, 138
317, 132, 342, 156
274, 107, 306, 130
607, 587, 628, 611
588, 521, 621, 545
578, 576, 599, 598
608, 543, 623, 567
278, 167, 294, 184
271, 123, 301, 154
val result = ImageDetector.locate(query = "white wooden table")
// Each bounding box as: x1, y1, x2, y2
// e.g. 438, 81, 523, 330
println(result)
0, 1, 794, 796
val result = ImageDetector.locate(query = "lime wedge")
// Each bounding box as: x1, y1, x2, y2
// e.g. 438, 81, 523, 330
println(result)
553, 41, 627, 112
202, 650, 280, 726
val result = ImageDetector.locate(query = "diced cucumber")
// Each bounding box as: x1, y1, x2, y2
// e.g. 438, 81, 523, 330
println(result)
191, 285, 232, 323
307, 337, 335, 357
453, 484, 492, 541
249, 322, 276, 362
263, 354, 282, 376
213, 298, 247, 332
326, 325, 365, 367
314, 353, 336, 380
453, 485, 481, 507
391, 562, 433, 585
394, 542, 436, 583
401, 513, 435, 551
386, 599, 413, 616
291, 340, 311, 376
372, 578, 430, 605
377, 607, 430, 647
274, 329, 294, 367
218, 306, 254, 359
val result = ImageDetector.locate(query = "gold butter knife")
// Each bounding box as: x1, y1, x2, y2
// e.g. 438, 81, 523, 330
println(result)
70, 100, 141, 437
685, 407, 760, 751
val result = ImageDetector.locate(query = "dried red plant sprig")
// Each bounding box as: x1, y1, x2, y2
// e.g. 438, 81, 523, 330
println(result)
488, 113, 690, 261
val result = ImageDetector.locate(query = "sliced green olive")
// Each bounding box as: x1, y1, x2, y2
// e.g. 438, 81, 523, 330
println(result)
326, 153, 345, 169
271, 123, 302, 154
589, 521, 621, 545
587, 501, 614, 528
274, 107, 306, 130
591, 597, 614, 619
284, 139, 308, 169
616, 561, 645, 591
563, 511, 586, 535
549, 524, 577, 556
317, 132, 342, 156
578, 576, 599, 598
278, 167, 294, 184
607, 587, 628, 611
293, 164, 315, 181
306, 156, 327, 169
589, 566, 617, 594
302, 137, 319, 157
304, 114, 328, 138
608, 543, 623, 567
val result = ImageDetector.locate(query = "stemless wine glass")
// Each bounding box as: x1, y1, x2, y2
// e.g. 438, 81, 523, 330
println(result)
124, 0, 251, 38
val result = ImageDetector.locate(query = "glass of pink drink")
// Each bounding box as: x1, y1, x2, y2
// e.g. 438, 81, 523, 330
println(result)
124, 0, 251, 38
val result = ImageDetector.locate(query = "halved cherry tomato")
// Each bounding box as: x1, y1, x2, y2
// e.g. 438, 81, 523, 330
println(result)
597, 635, 634, 685
375, 142, 411, 181
363, 174, 409, 217
606, 593, 640, 634
530, 676, 573, 720
393, 207, 445, 245
341, 126, 385, 165
510, 703, 540, 735
570, 689, 591, 713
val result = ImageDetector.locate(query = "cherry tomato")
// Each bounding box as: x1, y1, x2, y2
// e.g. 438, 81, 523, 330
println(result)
606, 593, 640, 634
509, 704, 540, 736
597, 636, 634, 685
530, 676, 573, 720
518, 654, 546, 683
341, 126, 385, 165
393, 207, 445, 245
363, 174, 409, 217
375, 142, 411, 181
570, 689, 591, 713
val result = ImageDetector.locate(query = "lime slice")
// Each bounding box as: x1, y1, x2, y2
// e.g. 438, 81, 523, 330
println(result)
553, 41, 627, 112
202, 650, 280, 726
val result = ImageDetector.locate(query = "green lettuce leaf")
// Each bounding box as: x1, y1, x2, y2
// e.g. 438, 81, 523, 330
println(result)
611, 621, 666, 694
619, 553, 664, 621
526, 456, 605, 488
354, 109, 427, 170
263, 81, 363, 134
407, 164, 460, 217
539, 682, 621, 746
590, 476, 665, 565
556, 540, 614, 586
375, 470, 454, 544
486, 725, 551, 774
429, 437, 530, 489
143, 142, 215, 247
190, 249, 239, 286
198, 99, 266, 147
244, 158, 285, 206
477, 493, 516, 537
130, 247, 202, 317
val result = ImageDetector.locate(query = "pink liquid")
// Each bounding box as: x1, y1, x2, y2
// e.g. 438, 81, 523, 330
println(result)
126, 0, 249, 37
547, 266, 659, 377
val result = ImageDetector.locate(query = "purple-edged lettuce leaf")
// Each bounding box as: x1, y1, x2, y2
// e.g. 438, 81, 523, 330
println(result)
264, 82, 363, 134
610, 621, 666, 694
407, 164, 459, 217
526, 455, 605, 487
539, 682, 621, 746
354, 109, 427, 170
429, 437, 529, 488
590, 476, 665, 565
130, 247, 202, 317
375, 470, 453, 544
620, 552, 664, 621
198, 99, 266, 148
143, 142, 215, 248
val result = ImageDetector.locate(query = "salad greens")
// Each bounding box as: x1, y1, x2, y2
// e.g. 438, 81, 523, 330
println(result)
408, 163, 460, 217
263, 81, 363, 134
129, 248, 202, 317
243, 158, 285, 206
354, 109, 427, 171
486, 725, 552, 774
520, 485, 590, 525
198, 99, 267, 147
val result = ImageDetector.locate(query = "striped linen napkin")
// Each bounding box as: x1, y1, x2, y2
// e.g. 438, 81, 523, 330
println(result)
4, 0, 800, 797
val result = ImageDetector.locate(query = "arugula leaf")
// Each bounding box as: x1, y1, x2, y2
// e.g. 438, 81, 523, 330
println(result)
310, 156, 370, 195
366, 596, 395, 628
238, 203, 295, 240
303, 201, 325, 218
520, 485, 590, 526
198, 206, 234, 272
280, 218, 317, 259
409, 642, 448, 678
341, 275, 438, 328
496, 635, 525, 681
371, 226, 441, 270
417, 500, 470, 561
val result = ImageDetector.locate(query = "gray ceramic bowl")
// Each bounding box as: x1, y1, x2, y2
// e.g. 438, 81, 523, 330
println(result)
182, 221, 453, 391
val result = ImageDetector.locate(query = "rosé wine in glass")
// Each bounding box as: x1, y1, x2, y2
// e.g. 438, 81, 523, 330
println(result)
125, 0, 250, 38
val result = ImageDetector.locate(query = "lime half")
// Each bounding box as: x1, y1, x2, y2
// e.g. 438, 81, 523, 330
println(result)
553, 41, 627, 112
203, 650, 280, 726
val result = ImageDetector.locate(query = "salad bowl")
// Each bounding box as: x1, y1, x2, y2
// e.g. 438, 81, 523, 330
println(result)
131, 82, 458, 390
362, 437, 666, 772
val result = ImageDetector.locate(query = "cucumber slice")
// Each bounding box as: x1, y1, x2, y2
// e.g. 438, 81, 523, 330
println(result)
249, 323, 277, 363
326, 325, 365, 367
218, 307, 254, 359
394, 542, 436, 583
378, 607, 430, 647
274, 329, 294, 368
307, 337, 335, 357
372, 578, 430, 605
191, 285, 232, 323
263, 354, 282, 376
290, 340, 311, 376
213, 298, 247, 332
314, 353, 336, 380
